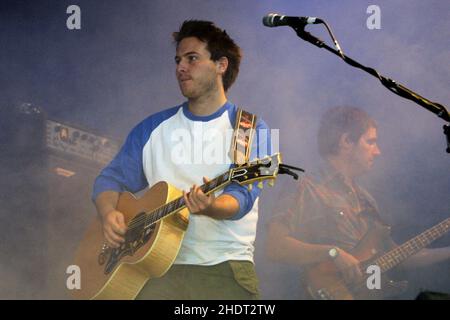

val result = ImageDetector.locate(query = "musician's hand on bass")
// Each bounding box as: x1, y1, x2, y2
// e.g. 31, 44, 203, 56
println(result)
101, 210, 127, 248
333, 248, 363, 285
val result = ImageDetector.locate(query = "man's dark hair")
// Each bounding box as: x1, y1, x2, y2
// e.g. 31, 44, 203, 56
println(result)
318, 106, 377, 159
173, 20, 242, 92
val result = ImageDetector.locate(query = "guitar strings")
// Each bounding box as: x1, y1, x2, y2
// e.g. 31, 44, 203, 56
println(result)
122, 176, 226, 232
316, 219, 450, 299
123, 160, 273, 231
118, 161, 276, 237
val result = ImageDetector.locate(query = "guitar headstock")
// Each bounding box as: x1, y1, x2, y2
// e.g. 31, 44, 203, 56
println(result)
230, 153, 282, 189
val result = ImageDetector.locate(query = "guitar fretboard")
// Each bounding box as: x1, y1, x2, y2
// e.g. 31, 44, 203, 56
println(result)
142, 171, 231, 228
370, 217, 450, 273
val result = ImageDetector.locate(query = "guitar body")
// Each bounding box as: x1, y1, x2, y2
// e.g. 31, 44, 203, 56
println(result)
72, 181, 189, 300
306, 221, 407, 300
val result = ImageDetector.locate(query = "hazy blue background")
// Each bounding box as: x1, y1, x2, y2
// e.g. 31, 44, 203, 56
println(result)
1, 0, 449, 299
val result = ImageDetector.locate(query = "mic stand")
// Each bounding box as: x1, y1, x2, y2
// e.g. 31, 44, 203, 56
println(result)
291, 24, 450, 154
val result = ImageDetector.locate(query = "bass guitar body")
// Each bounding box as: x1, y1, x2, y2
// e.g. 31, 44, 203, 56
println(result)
306, 221, 407, 300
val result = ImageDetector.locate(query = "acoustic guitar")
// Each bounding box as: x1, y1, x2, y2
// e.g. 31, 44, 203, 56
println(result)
72, 153, 283, 299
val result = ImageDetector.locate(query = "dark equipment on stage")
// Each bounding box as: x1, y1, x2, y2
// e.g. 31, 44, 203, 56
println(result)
0, 103, 121, 298
416, 290, 450, 300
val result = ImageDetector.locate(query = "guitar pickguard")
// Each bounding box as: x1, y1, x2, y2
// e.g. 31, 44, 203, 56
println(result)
99, 221, 156, 275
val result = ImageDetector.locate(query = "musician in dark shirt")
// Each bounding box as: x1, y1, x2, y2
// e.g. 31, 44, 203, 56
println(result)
266, 106, 450, 299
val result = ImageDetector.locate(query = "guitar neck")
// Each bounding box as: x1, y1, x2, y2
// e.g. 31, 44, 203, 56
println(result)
369, 217, 450, 273
142, 171, 232, 227
128, 153, 281, 230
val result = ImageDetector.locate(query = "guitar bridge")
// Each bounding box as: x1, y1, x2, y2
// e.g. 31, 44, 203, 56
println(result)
98, 244, 110, 265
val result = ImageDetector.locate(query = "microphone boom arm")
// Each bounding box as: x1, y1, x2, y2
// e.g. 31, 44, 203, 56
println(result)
290, 24, 450, 153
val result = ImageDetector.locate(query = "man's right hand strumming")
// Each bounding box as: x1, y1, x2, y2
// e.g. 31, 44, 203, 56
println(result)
94, 191, 127, 248
101, 210, 127, 248
332, 248, 363, 285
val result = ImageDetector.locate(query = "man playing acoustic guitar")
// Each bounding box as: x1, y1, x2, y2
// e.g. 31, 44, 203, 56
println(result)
92, 20, 271, 299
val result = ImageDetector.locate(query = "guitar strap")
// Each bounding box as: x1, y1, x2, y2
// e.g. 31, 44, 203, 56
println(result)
230, 108, 257, 165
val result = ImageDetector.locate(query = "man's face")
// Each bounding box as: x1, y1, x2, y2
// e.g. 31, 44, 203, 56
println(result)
350, 126, 381, 175
175, 37, 222, 99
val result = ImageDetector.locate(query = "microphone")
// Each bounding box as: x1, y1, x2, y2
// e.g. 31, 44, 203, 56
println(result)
262, 13, 322, 28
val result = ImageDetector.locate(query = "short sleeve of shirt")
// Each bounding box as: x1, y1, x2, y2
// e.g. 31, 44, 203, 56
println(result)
270, 176, 329, 241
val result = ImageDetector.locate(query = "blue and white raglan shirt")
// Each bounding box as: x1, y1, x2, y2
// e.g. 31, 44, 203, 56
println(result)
92, 101, 271, 266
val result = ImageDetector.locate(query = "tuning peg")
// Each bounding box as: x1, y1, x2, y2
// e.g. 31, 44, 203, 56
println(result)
257, 181, 264, 189
247, 184, 253, 191
268, 180, 275, 187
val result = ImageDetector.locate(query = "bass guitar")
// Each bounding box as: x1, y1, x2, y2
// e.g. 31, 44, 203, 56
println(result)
306, 216, 450, 299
